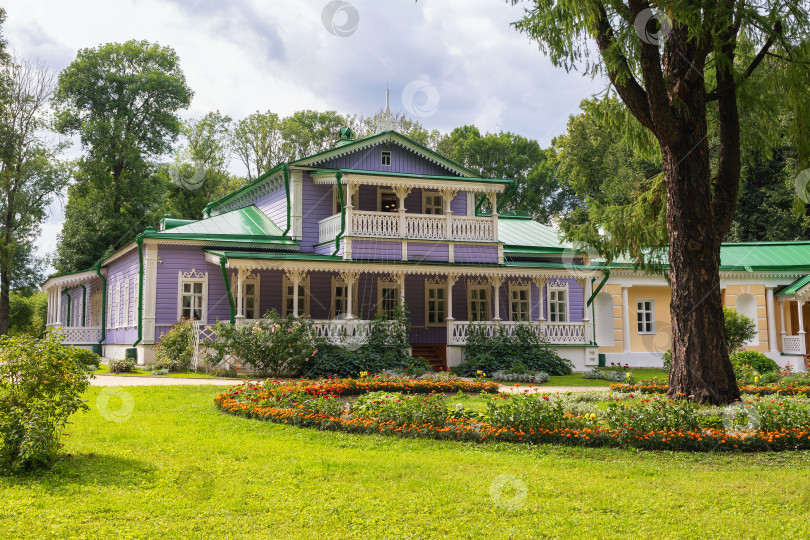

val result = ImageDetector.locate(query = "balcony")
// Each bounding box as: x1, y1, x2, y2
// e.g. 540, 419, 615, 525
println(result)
318, 210, 497, 244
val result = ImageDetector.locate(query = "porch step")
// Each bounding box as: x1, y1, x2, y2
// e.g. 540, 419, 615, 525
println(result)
410, 344, 447, 372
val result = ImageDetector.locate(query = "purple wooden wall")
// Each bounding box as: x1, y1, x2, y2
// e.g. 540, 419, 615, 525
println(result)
490, 278, 584, 322
254, 185, 287, 231
407, 243, 449, 262
155, 245, 231, 327
104, 249, 140, 345
300, 173, 334, 252
454, 245, 498, 264
352, 239, 402, 260
317, 143, 459, 176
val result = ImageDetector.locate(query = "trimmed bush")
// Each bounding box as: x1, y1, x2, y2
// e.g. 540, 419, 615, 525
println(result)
461, 323, 573, 376
109, 357, 136, 373
730, 350, 780, 374
0, 333, 91, 474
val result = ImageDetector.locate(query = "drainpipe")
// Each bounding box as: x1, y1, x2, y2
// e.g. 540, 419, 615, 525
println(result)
64, 289, 72, 328
332, 171, 346, 256
281, 163, 291, 236
95, 261, 107, 353
81, 284, 87, 327
220, 256, 235, 324
132, 235, 145, 347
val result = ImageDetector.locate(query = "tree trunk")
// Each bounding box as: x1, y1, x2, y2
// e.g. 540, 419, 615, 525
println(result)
0, 268, 9, 336
664, 136, 740, 404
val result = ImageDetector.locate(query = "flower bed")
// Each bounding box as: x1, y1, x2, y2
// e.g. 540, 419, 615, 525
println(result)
612, 380, 810, 397
215, 376, 810, 452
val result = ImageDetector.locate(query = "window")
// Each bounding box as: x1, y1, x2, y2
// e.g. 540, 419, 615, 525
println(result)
107, 283, 114, 328
123, 278, 130, 326
548, 282, 568, 322
282, 276, 309, 317
177, 270, 208, 323
468, 283, 489, 322
377, 279, 400, 319
425, 281, 446, 326
509, 282, 530, 322
231, 272, 261, 319
331, 276, 359, 319
381, 150, 391, 166
637, 299, 655, 334
378, 189, 398, 213
423, 192, 443, 215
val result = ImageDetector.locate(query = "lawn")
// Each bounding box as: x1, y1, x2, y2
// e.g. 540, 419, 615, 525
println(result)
92, 363, 249, 379
2, 385, 809, 539
546, 368, 668, 387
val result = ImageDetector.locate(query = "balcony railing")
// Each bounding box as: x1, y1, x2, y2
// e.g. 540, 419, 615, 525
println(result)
447, 320, 590, 346
782, 334, 806, 355
318, 211, 496, 244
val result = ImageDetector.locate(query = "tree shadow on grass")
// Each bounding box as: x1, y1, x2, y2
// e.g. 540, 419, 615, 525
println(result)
1, 453, 158, 490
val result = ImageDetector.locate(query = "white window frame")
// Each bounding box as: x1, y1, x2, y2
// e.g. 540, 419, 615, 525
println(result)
231, 272, 261, 320
90, 287, 102, 327
133, 275, 139, 326
637, 299, 656, 334
547, 281, 569, 323
377, 188, 398, 213
107, 283, 114, 328
177, 269, 209, 323
376, 278, 400, 319
422, 191, 444, 215
123, 278, 130, 327
331, 276, 358, 319
425, 280, 447, 326
282, 275, 310, 317
467, 282, 490, 322
117, 281, 123, 328
381, 150, 392, 166
508, 281, 531, 322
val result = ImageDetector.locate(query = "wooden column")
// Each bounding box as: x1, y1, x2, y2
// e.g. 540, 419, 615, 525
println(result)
489, 275, 504, 321
235, 268, 245, 322
340, 270, 359, 320
344, 182, 354, 236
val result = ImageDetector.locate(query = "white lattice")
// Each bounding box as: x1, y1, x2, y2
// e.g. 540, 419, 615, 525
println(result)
60, 326, 102, 344
783, 335, 806, 355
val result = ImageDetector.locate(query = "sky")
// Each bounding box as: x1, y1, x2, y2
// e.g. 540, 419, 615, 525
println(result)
3, 0, 608, 265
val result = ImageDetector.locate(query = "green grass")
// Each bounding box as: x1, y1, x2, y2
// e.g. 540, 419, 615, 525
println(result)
93, 364, 248, 379
545, 368, 669, 387
2, 385, 809, 538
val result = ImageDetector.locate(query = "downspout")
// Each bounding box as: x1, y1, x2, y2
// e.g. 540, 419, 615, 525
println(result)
81, 284, 87, 327
281, 163, 291, 236
95, 261, 106, 346
64, 290, 72, 327
132, 235, 144, 347
332, 171, 345, 256
220, 256, 235, 324
587, 269, 610, 347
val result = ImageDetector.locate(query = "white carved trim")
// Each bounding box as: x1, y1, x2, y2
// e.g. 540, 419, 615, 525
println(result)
177, 270, 209, 324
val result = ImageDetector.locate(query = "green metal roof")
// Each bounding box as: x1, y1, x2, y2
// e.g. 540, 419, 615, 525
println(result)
144, 205, 296, 246
776, 274, 810, 296
718, 242, 810, 271
498, 216, 571, 252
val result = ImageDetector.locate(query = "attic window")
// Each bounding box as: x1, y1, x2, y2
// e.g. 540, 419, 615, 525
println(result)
381, 151, 391, 166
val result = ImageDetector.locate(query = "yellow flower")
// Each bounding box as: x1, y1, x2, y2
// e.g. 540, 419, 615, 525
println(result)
589, 413, 597, 420
625, 373, 632, 379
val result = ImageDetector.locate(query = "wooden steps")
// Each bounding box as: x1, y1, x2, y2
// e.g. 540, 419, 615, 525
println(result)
410, 344, 447, 371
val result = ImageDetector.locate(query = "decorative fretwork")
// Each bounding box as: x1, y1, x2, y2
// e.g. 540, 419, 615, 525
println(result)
180, 268, 207, 280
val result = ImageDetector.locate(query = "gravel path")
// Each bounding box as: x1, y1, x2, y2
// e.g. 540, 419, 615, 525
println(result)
90, 374, 610, 393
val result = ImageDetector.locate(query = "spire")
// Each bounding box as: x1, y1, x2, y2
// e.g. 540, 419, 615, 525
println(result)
377, 83, 395, 134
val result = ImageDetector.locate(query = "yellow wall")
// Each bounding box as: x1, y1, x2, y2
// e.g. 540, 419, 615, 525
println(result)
627, 286, 672, 354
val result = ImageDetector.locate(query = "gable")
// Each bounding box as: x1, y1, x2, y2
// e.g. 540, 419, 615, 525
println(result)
314, 142, 458, 176
292, 131, 478, 177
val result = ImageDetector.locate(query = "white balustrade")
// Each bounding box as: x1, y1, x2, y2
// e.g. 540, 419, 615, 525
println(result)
319, 211, 497, 243
782, 335, 806, 355
312, 319, 372, 346
59, 326, 102, 344
318, 214, 342, 244
447, 320, 588, 346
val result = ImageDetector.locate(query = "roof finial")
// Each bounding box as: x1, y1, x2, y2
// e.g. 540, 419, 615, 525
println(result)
377, 83, 395, 134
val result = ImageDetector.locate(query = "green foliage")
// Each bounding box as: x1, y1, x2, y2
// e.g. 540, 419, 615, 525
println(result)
352, 392, 449, 427
153, 319, 195, 372
603, 398, 702, 434
0, 333, 91, 473
210, 311, 317, 377
70, 347, 100, 369
490, 371, 549, 384
53, 40, 193, 272
8, 291, 47, 337
300, 343, 361, 379
723, 307, 758, 354
461, 323, 573, 376
486, 393, 572, 431
730, 351, 780, 375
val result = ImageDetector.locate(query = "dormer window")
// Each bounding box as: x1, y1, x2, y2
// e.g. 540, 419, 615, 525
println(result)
381, 151, 391, 166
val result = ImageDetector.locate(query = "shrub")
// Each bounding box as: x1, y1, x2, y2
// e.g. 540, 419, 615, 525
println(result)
210, 311, 317, 377
301, 343, 362, 379
154, 319, 195, 371
490, 371, 549, 384
71, 347, 101, 369
109, 358, 136, 373
582, 369, 632, 382
730, 350, 780, 374
723, 307, 758, 353
0, 333, 91, 474
461, 323, 573, 376
352, 391, 449, 427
